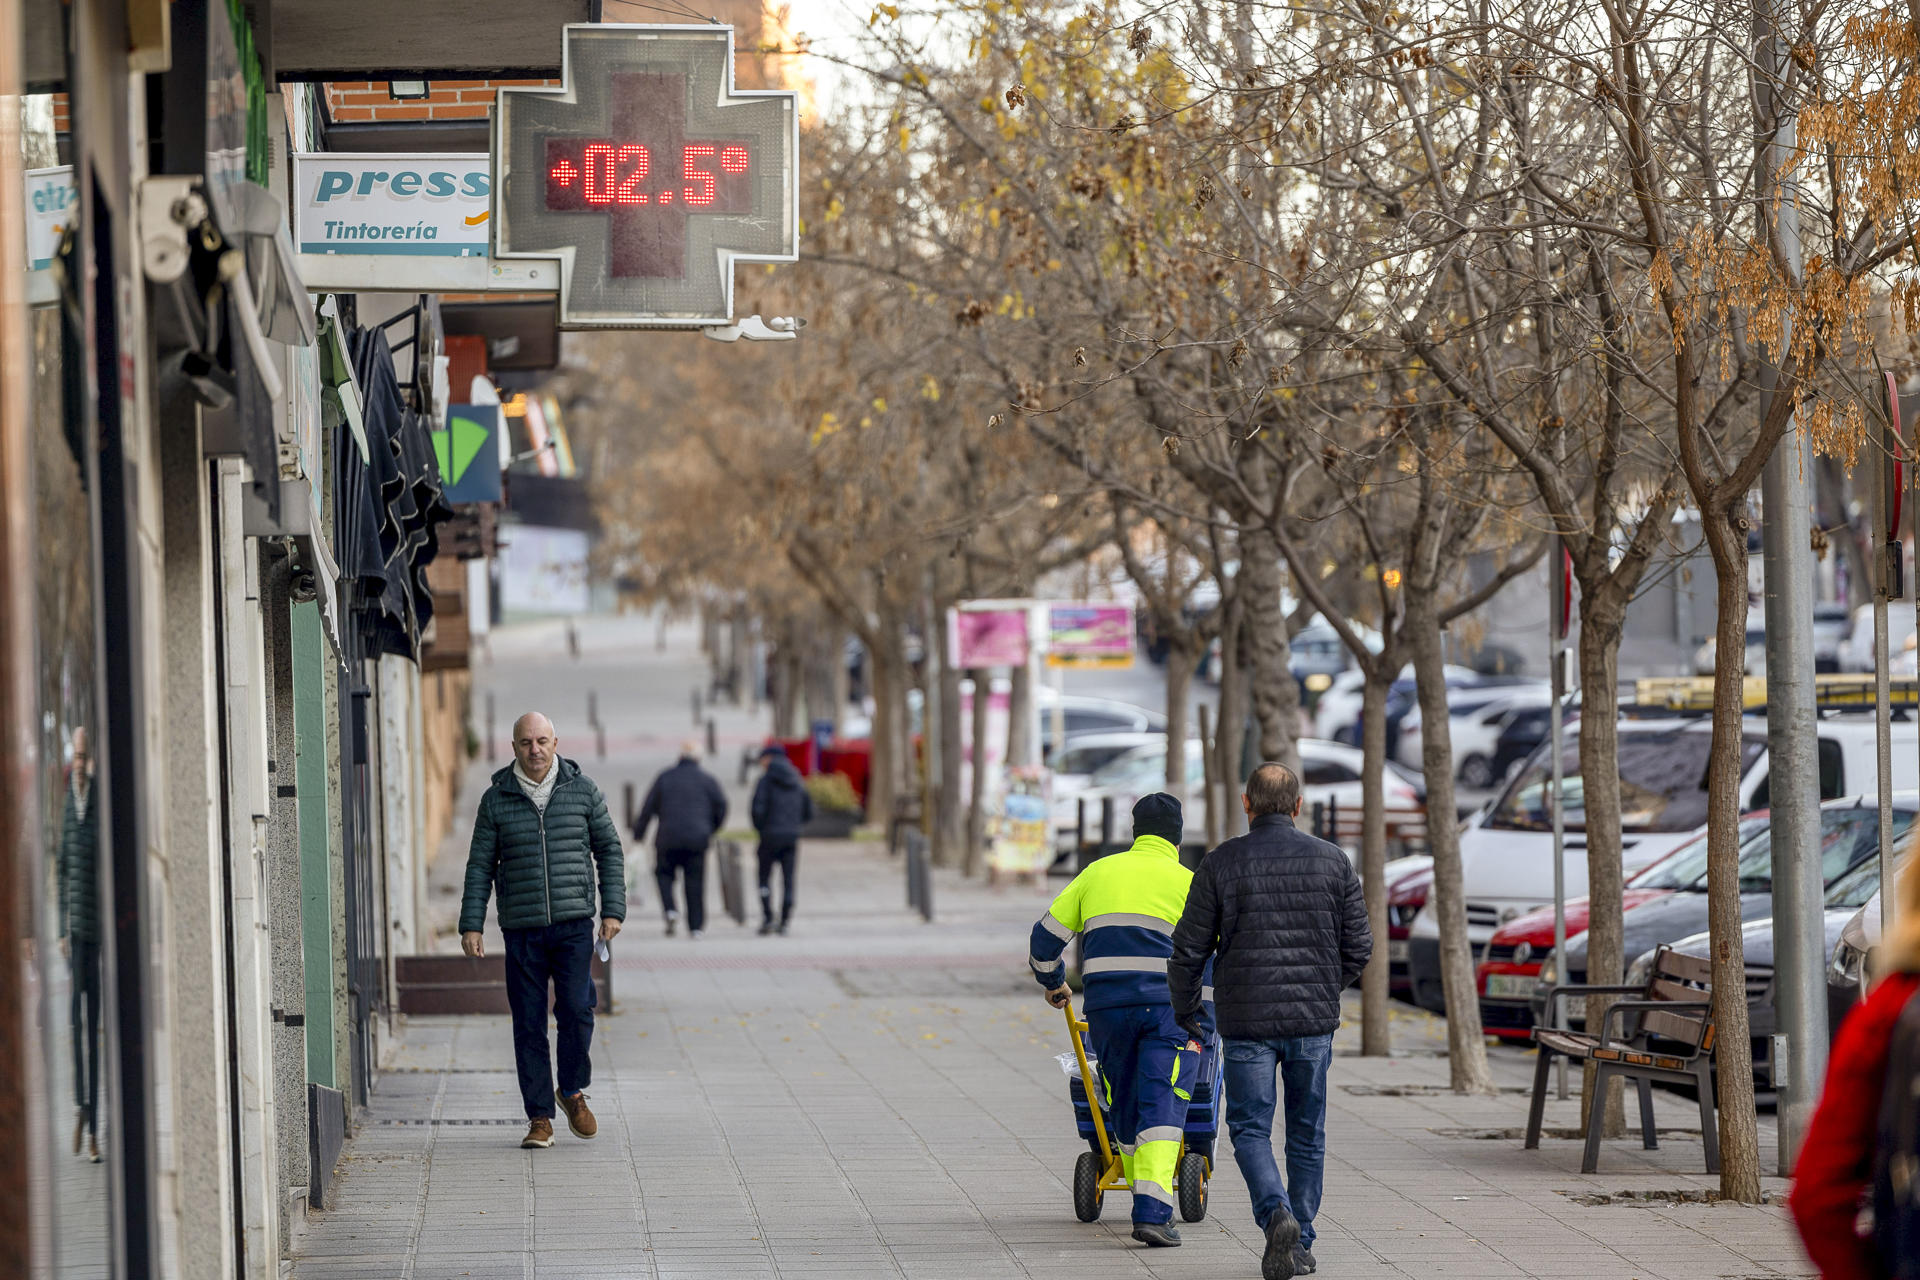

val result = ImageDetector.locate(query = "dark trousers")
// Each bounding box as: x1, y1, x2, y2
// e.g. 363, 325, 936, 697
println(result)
1223, 1032, 1333, 1249
502, 917, 596, 1119
655, 847, 706, 932
70, 939, 101, 1131
756, 838, 798, 925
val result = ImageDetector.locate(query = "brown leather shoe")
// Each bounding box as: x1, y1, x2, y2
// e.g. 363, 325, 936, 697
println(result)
521, 1117, 554, 1149
557, 1089, 597, 1139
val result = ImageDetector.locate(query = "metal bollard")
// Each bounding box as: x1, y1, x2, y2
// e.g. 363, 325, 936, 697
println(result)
587, 689, 599, 728
705, 717, 717, 757
596, 724, 607, 759
692, 689, 703, 725
1311, 801, 1325, 841
623, 781, 637, 830
487, 692, 496, 762
1075, 798, 1086, 861
1098, 797, 1115, 859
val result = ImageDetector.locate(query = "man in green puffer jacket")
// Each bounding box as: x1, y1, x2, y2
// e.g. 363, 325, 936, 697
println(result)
460, 712, 627, 1150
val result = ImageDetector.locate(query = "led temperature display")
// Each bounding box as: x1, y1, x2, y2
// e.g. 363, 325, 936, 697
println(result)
494, 25, 799, 328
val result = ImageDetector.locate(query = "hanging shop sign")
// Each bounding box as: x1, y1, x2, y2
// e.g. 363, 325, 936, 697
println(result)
293, 154, 493, 258
950, 606, 1031, 669
1046, 603, 1136, 669
494, 24, 799, 328
434, 404, 504, 504
290, 153, 558, 293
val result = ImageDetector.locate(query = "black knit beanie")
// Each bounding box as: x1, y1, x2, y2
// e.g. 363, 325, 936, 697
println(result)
1132, 792, 1184, 845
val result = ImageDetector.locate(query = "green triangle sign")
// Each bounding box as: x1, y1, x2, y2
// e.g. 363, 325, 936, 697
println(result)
433, 414, 492, 486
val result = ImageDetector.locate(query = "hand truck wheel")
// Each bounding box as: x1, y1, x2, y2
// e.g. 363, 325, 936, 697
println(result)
1073, 1151, 1104, 1222
1177, 1151, 1208, 1222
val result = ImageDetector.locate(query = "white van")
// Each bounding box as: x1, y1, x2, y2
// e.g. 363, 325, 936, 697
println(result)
1403, 712, 1920, 1011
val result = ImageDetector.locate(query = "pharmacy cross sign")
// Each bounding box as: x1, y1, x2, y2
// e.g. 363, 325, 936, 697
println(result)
493, 25, 798, 328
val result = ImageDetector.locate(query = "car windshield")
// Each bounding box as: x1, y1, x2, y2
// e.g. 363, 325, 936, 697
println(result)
1487, 729, 1764, 833
1824, 819, 1919, 908
1056, 743, 1140, 775
1089, 747, 1165, 788
1629, 818, 1769, 890
1640, 808, 1911, 895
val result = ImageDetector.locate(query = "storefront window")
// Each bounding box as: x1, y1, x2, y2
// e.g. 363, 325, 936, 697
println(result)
28, 93, 115, 1274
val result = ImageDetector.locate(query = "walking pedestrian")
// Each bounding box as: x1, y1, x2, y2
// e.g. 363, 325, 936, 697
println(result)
1792, 842, 1920, 1278
459, 713, 626, 1150
1028, 793, 1210, 1249
750, 745, 813, 935
634, 740, 729, 937
1169, 762, 1371, 1280
59, 726, 102, 1163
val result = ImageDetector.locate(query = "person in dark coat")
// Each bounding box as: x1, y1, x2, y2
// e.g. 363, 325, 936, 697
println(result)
460, 713, 626, 1150
1169, 762, 1372, 1280
634, 741, 729, 937
750, 745, 814, 935
59, 727, 103, 1163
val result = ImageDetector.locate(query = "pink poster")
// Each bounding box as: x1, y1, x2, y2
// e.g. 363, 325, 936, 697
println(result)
951, 608, 1030, 668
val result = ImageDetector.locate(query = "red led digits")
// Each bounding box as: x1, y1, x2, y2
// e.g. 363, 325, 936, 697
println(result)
582, 143, 615, 204
683, 144, 717, 206
721, 145, 748, 173
615, 144, 650, 205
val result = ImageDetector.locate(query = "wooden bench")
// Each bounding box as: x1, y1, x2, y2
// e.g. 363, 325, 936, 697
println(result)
1524, 945, 1718, 1174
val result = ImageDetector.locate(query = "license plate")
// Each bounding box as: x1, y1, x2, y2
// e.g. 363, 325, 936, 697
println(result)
1388, 940, 1409, 964
1484, 974, 1534, 1000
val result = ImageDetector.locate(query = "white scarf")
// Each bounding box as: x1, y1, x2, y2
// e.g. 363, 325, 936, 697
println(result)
514, 760, 559, 813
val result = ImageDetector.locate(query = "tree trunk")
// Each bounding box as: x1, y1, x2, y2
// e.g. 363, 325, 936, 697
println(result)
1576, 594, 1629, 1138
1164, 634, 1195, 812
728, 605, 752, 705
771, 637, 801, 739
1406, 596, 1497, 1094
1703, 512, 1764, 1201
1214, 600, 1250, 838
966, 667, 990, 875
1358, 669, 1393, 1057
868, 625, 899, 829
830, 632, 850, 737
1240, 531, 1300, 770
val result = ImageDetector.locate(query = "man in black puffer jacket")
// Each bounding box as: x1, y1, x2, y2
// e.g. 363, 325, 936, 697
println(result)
460, 713, 627, 1151
1170, 762, 1371, 1280
634, 741, 729, 937
750, 745, 814, 935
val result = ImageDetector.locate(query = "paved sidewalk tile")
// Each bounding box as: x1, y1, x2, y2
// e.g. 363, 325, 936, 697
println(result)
293, 616, 1815, 1280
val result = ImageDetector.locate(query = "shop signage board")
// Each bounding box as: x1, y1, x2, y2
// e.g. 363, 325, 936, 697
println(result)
292, 154, 493, 258
1046, 603, 1135, 669
494, 24, 799, 328
26, 166, 75, 271
433, 404, 504, 504
290, 153, 558, 293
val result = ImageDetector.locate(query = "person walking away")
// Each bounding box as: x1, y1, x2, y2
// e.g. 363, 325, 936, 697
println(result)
460, 713, 626, 1150
634, 741, 728, 937
59, 727, 102, 1163
1028, 794, 1209, 1249
750, 745, 813, 935
1793, 836, 1920, 1278
1170, 763, 1371, 1280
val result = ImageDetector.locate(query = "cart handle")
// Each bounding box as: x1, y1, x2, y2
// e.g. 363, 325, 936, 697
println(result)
1063, 997, 1118, 1172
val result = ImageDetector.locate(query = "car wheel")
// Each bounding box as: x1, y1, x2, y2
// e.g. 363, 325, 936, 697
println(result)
1458, 754, 1494, 790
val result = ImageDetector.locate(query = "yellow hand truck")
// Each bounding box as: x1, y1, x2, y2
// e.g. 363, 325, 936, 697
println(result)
1062, 997, 1215, 1223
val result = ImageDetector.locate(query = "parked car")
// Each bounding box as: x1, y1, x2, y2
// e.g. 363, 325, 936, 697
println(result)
1522, 795, 1916, 1035
1385, 856, 1433, 996
1489, 701, 1556, 784
1383, 668, 1515, 755
1821, 847, 1906, 1039
1841, 602, 1919, 675
1393, 683, 1552, 783
1406, 713, 1920, 1013
1049, 731, 1165, 796
1474, 817, 1765, 1038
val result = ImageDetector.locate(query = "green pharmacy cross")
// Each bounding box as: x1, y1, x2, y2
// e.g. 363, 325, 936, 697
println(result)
493, 25, 799, 328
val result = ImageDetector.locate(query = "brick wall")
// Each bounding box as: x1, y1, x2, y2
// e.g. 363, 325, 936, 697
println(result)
323, 80, 557, 125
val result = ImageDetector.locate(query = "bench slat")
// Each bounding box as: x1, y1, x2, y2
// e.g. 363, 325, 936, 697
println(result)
1655, 949, 1713, 986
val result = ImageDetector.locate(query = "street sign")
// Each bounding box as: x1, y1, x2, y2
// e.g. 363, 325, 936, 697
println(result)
1046, 604, 1135, 669
494, 24, 799, 328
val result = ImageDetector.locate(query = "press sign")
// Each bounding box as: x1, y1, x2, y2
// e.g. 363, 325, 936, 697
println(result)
292, 153, 492, 257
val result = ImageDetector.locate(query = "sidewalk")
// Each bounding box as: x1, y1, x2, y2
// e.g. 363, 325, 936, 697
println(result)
295, 836, 1810, 1280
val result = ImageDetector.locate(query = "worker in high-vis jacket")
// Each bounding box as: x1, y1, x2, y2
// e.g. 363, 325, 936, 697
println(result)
1029, 792, 1208, 1248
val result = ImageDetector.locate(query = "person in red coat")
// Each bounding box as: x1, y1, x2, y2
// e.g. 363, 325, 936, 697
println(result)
1792, 834, 1920, 1278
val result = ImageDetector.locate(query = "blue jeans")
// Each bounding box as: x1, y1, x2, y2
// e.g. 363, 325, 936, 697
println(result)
1223, 1033, 1333, 1249
503, 916, 597, 1119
